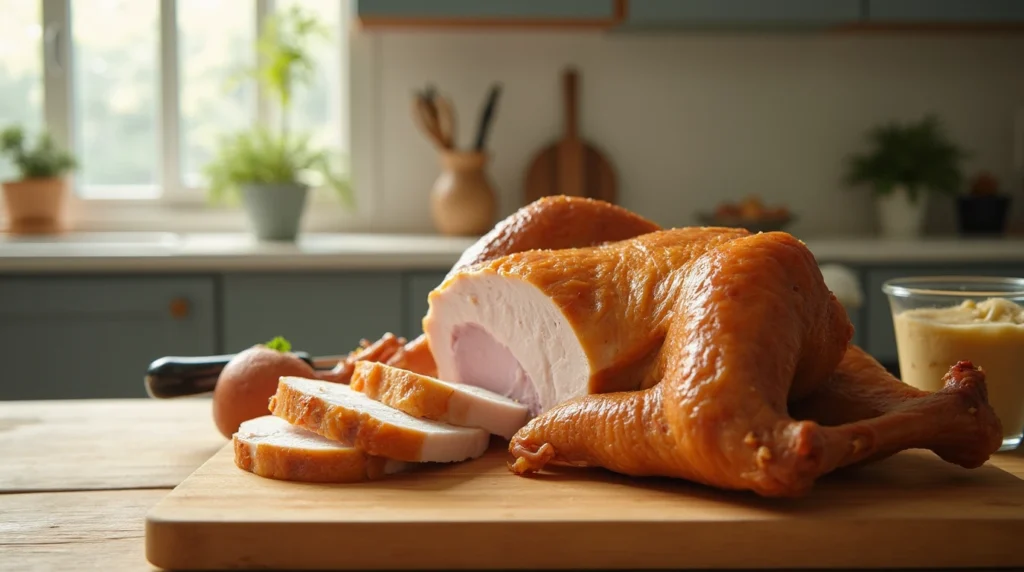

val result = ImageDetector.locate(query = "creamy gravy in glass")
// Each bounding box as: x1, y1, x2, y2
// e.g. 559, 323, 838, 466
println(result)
893, 298, 1024, 444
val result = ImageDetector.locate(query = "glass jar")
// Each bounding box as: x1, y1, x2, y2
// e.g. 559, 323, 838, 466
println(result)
883, 276, 1024, 452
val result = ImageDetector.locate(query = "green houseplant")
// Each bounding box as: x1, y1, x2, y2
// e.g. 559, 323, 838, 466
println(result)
845, 114, 966, 238
204, 6, 352, 241
0, 125, 77, 234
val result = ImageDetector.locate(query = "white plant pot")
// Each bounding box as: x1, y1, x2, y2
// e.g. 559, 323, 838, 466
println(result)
875, 187, 927, 238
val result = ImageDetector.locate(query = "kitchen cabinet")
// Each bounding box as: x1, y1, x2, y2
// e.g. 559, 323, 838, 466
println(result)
0, 276, 216, 400
354, 0, 619, 26
2, 256, 1020, 401
847, 302, 867, 349
404, 271, 448, 338
222, 273, 404, 358
866, 0, 1024, 23
623, 0, 863, 27
863, 264, 1024, 365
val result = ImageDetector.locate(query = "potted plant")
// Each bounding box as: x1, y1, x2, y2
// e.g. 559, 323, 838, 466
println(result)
956, 171, 1012, 237
204, 6, 352, 242
0, 126, 77, 234
845, 114, 966, 238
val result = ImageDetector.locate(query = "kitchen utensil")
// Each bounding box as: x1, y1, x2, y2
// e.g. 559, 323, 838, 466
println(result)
146, 444, 1024, 570
144, 352, 343, 399
523, 68, 616, 205
433, 94, 457, 150
473, 83, 502, 151
413, 92, 450, 150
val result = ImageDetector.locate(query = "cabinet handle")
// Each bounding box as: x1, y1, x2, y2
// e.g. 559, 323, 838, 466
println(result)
169, 298, 190, 319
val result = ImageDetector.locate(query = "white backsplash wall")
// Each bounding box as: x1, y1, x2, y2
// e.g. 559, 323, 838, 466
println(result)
359, 29, 1024, 237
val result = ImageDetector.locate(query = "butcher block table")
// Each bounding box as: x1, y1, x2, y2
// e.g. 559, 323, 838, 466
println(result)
3, 399, 1024, 572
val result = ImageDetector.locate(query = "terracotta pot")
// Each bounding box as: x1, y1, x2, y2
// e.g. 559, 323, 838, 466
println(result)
430, 151, 497, 237
1, 177, 69, 234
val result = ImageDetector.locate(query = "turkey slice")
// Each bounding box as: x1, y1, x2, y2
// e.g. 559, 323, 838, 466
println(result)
269, 377, 490, 463
350, 362, 529, 439
233, 415, 408, 482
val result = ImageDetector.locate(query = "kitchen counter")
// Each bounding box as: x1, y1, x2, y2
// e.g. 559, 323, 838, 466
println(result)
1, 232, 1023, 272
0, 232, 480, 272
1, 398, 1022, 571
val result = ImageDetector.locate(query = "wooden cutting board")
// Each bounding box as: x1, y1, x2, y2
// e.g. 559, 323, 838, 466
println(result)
145, 441, 1024, 570
523, 68, 616, 205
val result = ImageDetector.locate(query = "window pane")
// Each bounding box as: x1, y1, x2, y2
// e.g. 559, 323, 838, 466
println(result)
278, 0, 346, 156
178, 0, 255, 188
0, 0, 43, 182
72, 0, 159, 197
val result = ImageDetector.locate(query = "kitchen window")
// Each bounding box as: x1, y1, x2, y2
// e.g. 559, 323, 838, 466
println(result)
0, 0, 350, 224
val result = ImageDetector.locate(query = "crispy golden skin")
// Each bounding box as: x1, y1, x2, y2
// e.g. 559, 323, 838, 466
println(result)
501, 229, 1001, 497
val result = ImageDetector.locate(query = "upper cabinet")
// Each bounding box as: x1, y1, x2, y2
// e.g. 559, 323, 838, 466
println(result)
866, 0, 1024, 23
354, 0, 621, 27
354, 0, 1024, 29
623, 0, 863, 27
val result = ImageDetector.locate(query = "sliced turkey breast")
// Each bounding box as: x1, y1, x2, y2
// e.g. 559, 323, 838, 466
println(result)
422, 228, 750, 417
422, 272, 590, 416
269, 377, 490, 463
233, 415, 407, 483
350, 362, 529, 439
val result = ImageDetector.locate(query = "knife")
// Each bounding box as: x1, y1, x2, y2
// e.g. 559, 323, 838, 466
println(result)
144, 352, 343, 399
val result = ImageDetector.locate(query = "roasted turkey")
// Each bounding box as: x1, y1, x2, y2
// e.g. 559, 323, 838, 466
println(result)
332, 196, 1003, 497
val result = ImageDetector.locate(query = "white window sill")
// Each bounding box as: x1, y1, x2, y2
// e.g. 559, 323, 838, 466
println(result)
69, 202, 367, 233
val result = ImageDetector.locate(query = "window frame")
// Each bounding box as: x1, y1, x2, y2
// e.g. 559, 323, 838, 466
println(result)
32, 0, 370, 231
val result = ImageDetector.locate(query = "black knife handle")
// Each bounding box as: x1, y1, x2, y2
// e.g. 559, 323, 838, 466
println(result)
144, 352, 313, 399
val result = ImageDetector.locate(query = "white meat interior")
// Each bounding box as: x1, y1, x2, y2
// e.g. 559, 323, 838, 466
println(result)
424, 272, 591, 417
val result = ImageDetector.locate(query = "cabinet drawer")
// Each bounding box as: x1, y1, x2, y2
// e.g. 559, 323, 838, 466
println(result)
867, 0, 1024, 22
223, 273, 403, 357
864, 265, 1024, 363
0, 276, 216, 400
355, 0, 616, 22
626, 0, 862, 25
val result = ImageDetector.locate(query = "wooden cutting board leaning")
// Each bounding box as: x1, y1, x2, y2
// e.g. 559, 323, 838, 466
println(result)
523, 68, 617, 205
145, 442, 1024, 570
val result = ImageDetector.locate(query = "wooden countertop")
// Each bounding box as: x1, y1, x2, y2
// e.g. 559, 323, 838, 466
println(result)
2, 399, 1023, 571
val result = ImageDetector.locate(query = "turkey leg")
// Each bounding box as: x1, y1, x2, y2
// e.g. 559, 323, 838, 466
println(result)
789, 345, 1003, 470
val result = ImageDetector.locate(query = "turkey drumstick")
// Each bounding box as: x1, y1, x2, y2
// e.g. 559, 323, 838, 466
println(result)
789, 345, 1002, 470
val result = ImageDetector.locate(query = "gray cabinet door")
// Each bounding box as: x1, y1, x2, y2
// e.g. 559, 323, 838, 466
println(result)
867, 0, 1024, 22
0, 276, 216, 400
626, 0, 863, 26
355, 0, 616, 21
222, 273, 403, 357
864, 265, 1024, 365
404, 271, 449, 339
